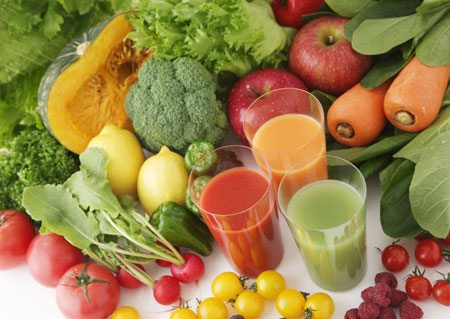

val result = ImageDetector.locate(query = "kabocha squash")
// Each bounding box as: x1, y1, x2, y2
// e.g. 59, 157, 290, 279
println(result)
38, 14, 151, 154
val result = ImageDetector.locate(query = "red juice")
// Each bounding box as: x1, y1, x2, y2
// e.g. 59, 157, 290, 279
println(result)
199, 167, 283, 277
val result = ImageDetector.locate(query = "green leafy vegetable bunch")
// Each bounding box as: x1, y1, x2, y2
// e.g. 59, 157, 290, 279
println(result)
22, 148, 184, 287
324, 0, 450, 89
0, 129, 79, 212
126, 57, 228, 154
128, 0, 296, 77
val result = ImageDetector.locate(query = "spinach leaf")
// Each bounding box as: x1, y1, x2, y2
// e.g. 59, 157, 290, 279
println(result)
329, 133, 416, 164
352, 13, 431, 55
360, 52, 410, 89
380, 159, 421, 238
311, 90, 336, 113
301, 12, 335, 24
410, 130, 450, 238
416, 0, 450, 13
344, 0, 421, 40
416, 10, 450, 66
325, 0, 375, 18
359, 154, 392, 180
22, 184, 99, 249
395, 106, 450, 163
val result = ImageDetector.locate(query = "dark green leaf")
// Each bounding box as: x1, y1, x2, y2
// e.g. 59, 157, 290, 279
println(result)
301, 12, 335, 25
358, 154, 392, 179
344, 0, 421, 40
410, 130, 450, 238
380, 159, 421, 238
311, 90, 336, 113
329, 133, 416, 164
416, 10, 450, 66
325, 0, 375, 18
22, 184, 99, 249
395, 106, 450, 163
360, 52, 410, 89
352, 13, 431, 55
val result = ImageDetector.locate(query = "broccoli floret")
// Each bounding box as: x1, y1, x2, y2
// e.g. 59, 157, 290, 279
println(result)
125, 57, 228, 154
0, 129, 79, 211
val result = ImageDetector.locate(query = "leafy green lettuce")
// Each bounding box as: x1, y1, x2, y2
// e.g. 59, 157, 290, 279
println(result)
128, 0, 296, 77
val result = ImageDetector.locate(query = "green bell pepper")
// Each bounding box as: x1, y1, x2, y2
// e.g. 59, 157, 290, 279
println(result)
185, 187, 201, 217
150, 202, 213, 256
184, 141, 218, 175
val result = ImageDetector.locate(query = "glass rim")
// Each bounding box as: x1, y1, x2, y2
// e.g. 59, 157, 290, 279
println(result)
243, 87, 325, 154
278, 155, 367, 231
189, 144, 274, 218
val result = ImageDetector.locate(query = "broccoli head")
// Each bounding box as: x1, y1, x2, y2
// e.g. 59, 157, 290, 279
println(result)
0, 129, 79, 211
125, 57, 228, 154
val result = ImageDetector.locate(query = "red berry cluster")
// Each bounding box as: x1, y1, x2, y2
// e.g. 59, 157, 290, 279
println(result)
345, 272, 423, 319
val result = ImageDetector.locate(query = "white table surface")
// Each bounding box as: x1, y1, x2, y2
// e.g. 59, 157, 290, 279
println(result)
1, 179, 449, 318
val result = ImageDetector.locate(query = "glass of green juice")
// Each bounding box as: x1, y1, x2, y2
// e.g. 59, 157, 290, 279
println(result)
278, 155, 367, 291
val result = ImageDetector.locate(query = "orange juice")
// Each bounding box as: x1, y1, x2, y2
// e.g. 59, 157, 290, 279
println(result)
252, 113, 327, 187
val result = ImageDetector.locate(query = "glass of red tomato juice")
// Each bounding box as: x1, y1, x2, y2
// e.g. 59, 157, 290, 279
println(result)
188, 145, 283, 278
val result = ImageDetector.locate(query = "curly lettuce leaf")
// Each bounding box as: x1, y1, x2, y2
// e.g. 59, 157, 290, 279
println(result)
129, 0, 295, 77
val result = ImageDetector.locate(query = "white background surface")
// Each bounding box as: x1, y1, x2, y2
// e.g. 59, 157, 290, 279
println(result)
1, 180, 449, 318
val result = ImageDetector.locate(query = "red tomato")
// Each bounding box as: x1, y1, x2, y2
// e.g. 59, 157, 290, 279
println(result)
271, 0, 325, 29
153, 275, 181, 305
56, 263, 120, 319
0, 210, 35, 270
441, 231, 450, 247
381, 243, 409, 272
26, 233, 84, 287
432, 276, 450, 306
415, 239, 443, 268
117, 265, 145, 289
170, 253, 205, 283
405, 270, 432, 301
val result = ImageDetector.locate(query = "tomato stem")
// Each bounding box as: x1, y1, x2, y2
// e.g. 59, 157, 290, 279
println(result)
71, 263, 111, 304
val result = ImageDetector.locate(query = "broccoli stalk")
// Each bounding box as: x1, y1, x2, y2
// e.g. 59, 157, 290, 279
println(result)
125, 57, 228, 154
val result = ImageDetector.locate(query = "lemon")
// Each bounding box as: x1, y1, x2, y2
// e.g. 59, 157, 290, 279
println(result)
138, 146, 188, 214
88, 125, 144, 198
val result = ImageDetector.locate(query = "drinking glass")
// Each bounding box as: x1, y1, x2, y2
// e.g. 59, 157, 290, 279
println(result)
189, 145, 283, 278
278, 155, 367, 291
243, 88, 326, 188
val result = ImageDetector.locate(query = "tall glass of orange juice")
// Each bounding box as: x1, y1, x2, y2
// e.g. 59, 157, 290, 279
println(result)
243, 88, 327, 190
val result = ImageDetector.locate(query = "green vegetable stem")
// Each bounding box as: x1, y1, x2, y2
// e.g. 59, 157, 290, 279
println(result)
184, 140, 218, 175
22, 148, 184, 287
150, 202, 214, 256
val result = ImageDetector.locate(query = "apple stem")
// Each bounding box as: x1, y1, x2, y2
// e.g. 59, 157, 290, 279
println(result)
246, 85, 261, 98
327, 35, 335, 46
394, 111, 415, 126
336, 123, 355, 138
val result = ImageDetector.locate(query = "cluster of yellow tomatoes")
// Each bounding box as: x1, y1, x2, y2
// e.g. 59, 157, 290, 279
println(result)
171, 270, 335, 319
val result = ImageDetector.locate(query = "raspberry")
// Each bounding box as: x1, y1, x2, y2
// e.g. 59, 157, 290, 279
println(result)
361, 287, 374, 302
379, 307, 396, 319
390, 289, 408, 307
375, 272, 398, 288
344, 308, 360, 319
400, 300, 423, 319
373, 283, 392, 307
358, 301, 380, 319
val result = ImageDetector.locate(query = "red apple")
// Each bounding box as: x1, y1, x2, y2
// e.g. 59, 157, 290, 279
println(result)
289, 16, 372, 96
227, 68, 307, 143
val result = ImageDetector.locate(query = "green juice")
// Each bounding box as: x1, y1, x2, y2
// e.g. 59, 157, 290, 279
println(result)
287, 180, 367, 291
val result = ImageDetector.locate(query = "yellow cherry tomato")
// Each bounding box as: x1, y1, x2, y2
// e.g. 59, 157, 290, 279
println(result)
235, 291, 265, 319
211, 272, 244, 301
304, 292, 335, 319
170, 308, 197, 319
275, 288, 305, 318
256, 270, 286, 300
111, 306, 140, 319
197, 298, 228, 319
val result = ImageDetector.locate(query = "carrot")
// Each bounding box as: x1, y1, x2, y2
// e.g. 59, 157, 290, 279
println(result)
327, 82, 390, 147
384, 56, 450, 132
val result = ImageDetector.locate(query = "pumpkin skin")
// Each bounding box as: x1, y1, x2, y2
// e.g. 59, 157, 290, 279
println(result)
38, 14, 151, 154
